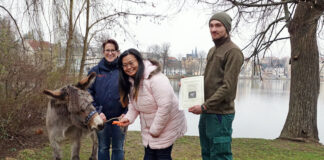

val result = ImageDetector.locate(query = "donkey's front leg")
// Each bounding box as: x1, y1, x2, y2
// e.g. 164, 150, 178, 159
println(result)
49, 135, 62, 160
70, 131, 82, 160
89, 131, 98, 160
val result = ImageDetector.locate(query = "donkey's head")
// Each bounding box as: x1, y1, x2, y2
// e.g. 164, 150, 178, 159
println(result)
43, 72, 104, 130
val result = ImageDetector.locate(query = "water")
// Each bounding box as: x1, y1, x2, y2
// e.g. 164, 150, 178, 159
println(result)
128, 79, 324, 143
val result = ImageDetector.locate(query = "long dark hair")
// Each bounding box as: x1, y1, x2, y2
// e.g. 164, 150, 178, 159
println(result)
118, 48, 145, 107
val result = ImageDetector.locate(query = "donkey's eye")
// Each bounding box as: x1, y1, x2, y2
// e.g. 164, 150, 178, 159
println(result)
81, 109, 85, 112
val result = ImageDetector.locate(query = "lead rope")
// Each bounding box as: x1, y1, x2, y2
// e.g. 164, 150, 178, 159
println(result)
105, 117, 119, 123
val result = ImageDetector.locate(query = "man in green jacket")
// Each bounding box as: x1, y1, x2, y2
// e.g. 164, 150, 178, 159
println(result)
189, 12, 244, 160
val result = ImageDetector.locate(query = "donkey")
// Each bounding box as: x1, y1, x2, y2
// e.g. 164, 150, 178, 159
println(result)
43, 72, 104, 160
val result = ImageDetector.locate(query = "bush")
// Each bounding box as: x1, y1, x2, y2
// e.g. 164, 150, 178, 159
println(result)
0, 50, 76, 140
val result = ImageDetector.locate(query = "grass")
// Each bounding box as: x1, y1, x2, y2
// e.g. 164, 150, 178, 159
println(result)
7, 131, 324, 160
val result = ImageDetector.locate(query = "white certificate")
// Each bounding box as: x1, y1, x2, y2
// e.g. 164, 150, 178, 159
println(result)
179, 76, 204, 110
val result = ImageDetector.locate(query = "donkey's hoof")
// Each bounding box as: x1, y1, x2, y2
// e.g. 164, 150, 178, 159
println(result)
89, 157, 96, 160
72, 156, 80, 160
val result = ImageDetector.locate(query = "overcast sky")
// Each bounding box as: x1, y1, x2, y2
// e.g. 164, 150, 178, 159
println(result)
119, 4, 294, 58
3, 1, 323, 58
121, 6, 213, 57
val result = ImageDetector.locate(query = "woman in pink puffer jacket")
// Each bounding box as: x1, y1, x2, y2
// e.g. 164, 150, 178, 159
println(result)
118, 48, 187, 160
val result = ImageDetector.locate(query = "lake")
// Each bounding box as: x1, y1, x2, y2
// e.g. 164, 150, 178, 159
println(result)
128, 79, 324, 143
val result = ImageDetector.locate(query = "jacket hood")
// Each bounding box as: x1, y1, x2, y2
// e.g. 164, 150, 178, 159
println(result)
143, 59, 161, 79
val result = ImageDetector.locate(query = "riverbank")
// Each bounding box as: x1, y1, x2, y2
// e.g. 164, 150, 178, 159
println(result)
6, 131, 324, 160
167, 75, 292, 80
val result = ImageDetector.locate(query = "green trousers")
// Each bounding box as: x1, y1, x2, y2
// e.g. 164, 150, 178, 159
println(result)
198, 113, 234, 160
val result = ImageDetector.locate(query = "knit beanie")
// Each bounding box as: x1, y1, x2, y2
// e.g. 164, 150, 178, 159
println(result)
209, 12, 232, 33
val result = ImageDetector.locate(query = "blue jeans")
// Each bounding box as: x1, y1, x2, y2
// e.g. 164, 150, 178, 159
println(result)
97, 123, 125, 160
143, 145, 173, 160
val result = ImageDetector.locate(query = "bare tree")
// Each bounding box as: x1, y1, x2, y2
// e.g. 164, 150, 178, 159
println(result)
147, 43, 171, 73
64, 0, 74, 74
161, 43, 171, 73
16, 0, 179, 78
147, 44, 162, 60
177, 53, 184, 76
199, 0, 324, 142
0, 5, 25, 51
198, 51, 206, 75
77, 0, 165, 80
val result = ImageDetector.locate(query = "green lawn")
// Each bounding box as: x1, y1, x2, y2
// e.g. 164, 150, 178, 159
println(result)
9, 131, 324, 160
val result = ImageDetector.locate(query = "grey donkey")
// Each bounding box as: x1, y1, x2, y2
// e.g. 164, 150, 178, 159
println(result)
43, 72, 104, 160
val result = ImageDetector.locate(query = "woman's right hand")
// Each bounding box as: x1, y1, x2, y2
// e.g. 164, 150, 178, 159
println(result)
99, 113, 107, 122
119, 117, 130, 127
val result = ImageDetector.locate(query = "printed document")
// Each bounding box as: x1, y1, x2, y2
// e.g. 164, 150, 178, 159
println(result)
179, 76, 204, 110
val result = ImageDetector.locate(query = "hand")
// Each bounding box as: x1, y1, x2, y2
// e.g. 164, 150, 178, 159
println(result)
150, 132, 159, 138
119, 117, 130, 127
99, 113, 107, 122
188, 105, 203, 115
118, 114, 125, 120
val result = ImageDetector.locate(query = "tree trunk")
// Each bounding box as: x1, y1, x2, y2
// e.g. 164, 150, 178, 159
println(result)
78, 0, 90, 80
64, 0, 74, 74
279, 1, 323, 142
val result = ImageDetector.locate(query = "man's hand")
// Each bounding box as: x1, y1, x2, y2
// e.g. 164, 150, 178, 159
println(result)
188, 105, 203, 115
99, 113, 107, 122
119, 117, 130, 127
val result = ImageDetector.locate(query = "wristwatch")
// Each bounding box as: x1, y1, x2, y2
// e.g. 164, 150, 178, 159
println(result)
201, 105, 207, 113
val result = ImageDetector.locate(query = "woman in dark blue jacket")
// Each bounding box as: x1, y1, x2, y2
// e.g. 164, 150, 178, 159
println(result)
88, 39, 127, 160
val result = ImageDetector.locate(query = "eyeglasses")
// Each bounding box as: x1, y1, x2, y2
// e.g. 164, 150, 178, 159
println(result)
104, 49, 117, 53
122, 61, 135, 68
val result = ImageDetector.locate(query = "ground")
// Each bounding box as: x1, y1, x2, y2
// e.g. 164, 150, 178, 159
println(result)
0, 125, 48, 159
1, 126, 324, 160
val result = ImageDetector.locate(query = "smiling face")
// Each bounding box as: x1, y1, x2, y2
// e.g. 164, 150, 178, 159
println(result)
209, 20, 228, 40
103, 43, 120, 62
122, 54, 139, 77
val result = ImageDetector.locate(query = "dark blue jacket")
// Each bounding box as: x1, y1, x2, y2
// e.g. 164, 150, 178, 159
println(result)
88, 58, 127, 120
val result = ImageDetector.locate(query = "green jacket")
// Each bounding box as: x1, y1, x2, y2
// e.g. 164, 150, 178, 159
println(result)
203, 37, 244, 114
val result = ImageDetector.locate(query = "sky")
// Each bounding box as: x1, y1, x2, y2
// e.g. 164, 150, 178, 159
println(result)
121, 6, 214, 57
118, 4, 294, 59
2, 0, 323, 59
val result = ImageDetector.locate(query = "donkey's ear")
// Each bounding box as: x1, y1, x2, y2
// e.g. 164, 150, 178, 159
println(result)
43, 89, 67, 100
75, 72, 96, 90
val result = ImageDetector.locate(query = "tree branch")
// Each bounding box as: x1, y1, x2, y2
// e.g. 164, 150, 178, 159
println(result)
88, 11, 162, 30
228, 0, 297, 7
243, 17, 286, 55
0, 5, 26, 51
73, 0, 87, 33
124, 0, 147, 4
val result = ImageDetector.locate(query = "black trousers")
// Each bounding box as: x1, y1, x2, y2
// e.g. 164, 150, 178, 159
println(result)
143, 144, 173, 160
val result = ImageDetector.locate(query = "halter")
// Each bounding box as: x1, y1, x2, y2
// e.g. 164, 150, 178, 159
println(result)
85, 110, 97, 125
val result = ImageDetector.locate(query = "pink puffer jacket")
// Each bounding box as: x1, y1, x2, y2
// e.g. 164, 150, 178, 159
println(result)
124, 60, 187, 149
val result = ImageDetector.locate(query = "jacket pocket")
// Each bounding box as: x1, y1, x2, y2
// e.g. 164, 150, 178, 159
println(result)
211, 136, 232, 157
